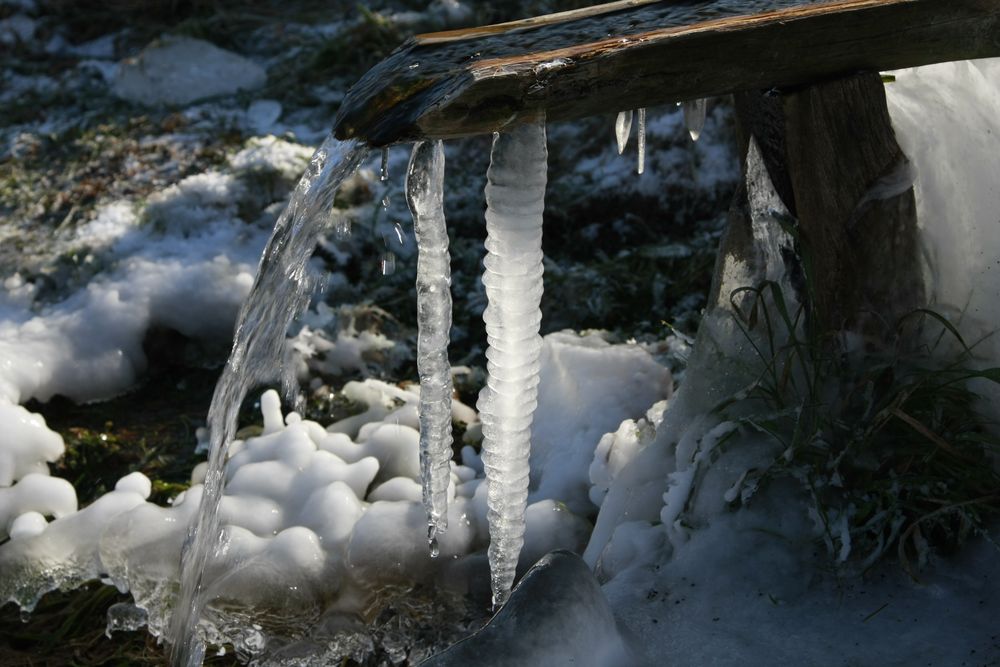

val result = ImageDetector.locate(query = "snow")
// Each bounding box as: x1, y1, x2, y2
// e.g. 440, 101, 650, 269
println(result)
113, 36, 267, 107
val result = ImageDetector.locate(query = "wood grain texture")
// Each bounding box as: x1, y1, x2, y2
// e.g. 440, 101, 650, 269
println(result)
333, 0, 1000, 146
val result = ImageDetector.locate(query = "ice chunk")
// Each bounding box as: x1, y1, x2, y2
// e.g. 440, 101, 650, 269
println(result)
476, 121, 548, 609
406, 140, 455, 546
420, 551, 634, 666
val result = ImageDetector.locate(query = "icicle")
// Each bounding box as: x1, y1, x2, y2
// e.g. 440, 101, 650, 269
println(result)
687, 100, 707, 142
637, 108, 647, 174
380, 147, 390, 182
477, 121, 547, 609
406, 140, 454, 548
379, 251, 397, 275
683, 98, 707, 141
614, 110, 633, 155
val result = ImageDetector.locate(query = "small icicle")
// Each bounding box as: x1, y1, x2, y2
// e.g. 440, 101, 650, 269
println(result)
477, 121, 547, 609
683, 98, 707, 141
637, 107, 647, 174
380, 147, 390, 182
614, 110, 633, 154
406, 140, 454, 547
379, 250, 397, 275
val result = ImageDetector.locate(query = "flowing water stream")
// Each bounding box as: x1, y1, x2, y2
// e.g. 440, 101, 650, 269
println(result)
169, 136, 369, 666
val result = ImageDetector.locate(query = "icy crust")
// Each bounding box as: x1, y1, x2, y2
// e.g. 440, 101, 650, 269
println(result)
0, 330, 670, 658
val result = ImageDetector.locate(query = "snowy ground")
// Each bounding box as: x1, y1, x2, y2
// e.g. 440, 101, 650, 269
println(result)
1, 1, 998, 666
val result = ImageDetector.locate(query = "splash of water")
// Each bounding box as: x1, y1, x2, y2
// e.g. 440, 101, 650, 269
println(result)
168, 135, 368, 666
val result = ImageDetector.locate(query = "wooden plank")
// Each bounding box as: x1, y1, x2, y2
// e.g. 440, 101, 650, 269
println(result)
333, 0, 1000, 146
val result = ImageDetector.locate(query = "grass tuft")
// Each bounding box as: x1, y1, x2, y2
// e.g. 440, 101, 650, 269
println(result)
717, 280, 1000, 575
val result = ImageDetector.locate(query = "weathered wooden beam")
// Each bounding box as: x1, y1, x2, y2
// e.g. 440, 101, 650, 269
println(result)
333, 0, 1000, 146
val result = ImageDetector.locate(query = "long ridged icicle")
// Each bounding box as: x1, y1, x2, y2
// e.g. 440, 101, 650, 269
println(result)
406, 140, 454, 550
477, 121, 547, 609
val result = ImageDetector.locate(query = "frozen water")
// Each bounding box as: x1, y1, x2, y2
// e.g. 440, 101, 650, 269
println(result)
682, 98, 707, 141
637, 108, 647, 174
476, 121, 547, 609
406, 140, 454, 545
421, 551, 634, 667
614, 110, 633, 154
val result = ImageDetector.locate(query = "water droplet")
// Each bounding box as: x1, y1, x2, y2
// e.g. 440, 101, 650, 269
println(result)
20, 609, 30, 623
381, 194, 390, 209
380, 251, 397, 275
392, 221, 406, 246
429, 537, 440, 558
409, 62, 420, 69
333, 215, 351, 239
380, 147, 389, 182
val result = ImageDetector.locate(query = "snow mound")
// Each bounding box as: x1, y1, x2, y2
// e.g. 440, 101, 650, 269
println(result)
0, 328, 663, 659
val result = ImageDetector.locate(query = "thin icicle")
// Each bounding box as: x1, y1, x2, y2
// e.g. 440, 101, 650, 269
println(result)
683, 98, 708, 141
615, 110, 633, 154
637, 107, 647, 174
477, 121, 547, 609
406, 140, 454, 549
380, 147, 390, 182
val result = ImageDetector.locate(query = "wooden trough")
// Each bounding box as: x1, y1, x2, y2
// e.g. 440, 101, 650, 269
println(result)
333, 0, 1000, 336
333, 0, 1000, 147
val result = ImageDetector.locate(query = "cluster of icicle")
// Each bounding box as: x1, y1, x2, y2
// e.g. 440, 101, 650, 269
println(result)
171, 101, 709, 660
615, 98, 707, 174
404, 124, 549, 607
170, 122, 549, 662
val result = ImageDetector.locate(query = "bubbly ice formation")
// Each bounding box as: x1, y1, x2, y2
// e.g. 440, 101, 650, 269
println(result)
0, 366, 637, 660
406, 140, 454, 547
0, 401, 65, 487
476, 121, 548, 608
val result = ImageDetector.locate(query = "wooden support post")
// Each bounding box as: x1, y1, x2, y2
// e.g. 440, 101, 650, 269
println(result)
719, 72, 924, 339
